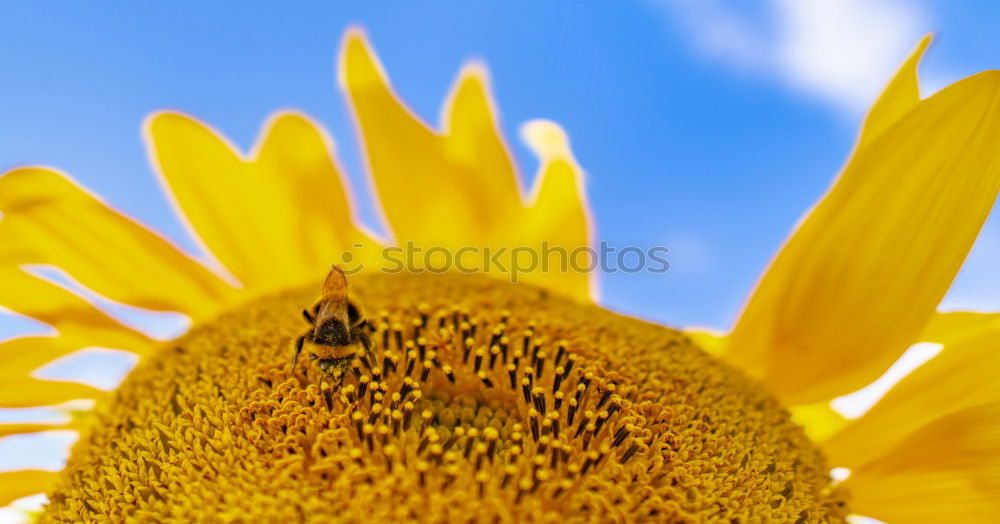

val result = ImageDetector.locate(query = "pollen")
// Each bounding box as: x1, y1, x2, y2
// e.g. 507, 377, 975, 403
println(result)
42, 273, 848, 522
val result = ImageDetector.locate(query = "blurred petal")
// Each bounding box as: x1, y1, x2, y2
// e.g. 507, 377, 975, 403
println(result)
0, 167, 233, 319
0, 279, 147, 410
789, 401, 848, 442
253, 112, 384, 274
340, 29, 483, 247
0, 336, 141, 386
846, 402, 1000, 523
857, 35, 931, 147
0, 268, 152, 352
725, 71, 1000, 404
920, 311, 1000, 345
520, 121, 594, 302
684, 329, 726, 356
339, 29, 594, 300
0, 423, 68, 438
0, 378, 100, 408
147, 112, 378, 293
443, 64, 525, 235
824, 326, 1000, 468
0, 470, 57, 506
1, 337, 81, 375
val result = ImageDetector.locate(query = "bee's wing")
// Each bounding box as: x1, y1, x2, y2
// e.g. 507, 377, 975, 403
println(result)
320, 265, 350, 325
323, 265, 349, 301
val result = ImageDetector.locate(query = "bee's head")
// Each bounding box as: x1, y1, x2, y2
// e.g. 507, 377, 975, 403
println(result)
310, 354, 350, 375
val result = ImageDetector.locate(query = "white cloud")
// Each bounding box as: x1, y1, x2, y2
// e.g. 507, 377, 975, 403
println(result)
661, 0, 928, 115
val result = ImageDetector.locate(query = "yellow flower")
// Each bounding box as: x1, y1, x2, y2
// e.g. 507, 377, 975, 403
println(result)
1, 29, 999, 523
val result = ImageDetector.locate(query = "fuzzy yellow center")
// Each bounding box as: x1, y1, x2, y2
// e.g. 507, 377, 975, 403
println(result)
44, 273, 847, 522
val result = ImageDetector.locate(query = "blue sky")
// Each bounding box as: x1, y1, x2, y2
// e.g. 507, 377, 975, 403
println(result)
2, 0, 1000, 512
3, 1, 1000, 335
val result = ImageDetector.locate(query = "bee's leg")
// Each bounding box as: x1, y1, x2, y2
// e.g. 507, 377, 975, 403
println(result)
302, 309, 315, 324
358, 329, 374, 362
292, 334, 306, 370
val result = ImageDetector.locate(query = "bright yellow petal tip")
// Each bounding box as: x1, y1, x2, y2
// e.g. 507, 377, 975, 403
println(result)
725, 68, 1000, 405
857, 34, 932, 147
338, 27, 594, 301
145, 110, 381, 296
338, 27, 390, 92
0, 166, 233, 319
521, 120, 574, 161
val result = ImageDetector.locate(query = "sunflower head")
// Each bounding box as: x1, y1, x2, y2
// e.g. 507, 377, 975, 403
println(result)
44, 272, 847, 522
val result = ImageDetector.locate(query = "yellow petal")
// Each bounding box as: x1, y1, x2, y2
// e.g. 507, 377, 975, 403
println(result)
443, 64, 525, 237
146, 111, 381, 293
0, 281, 147, 412
340, 29, 495, 247
683, 328, 726, 356
0, 268, 152, 353
254, 112, 384, 273
856, 35, 931, 147
0, 336, 134, 383
0, 337, 141, 408
0, 167, 234, 319
0, 423, 69, 438
520, 121, 594, 302
725, 70, 1000, 405
339, 29, 594, 300
0, 377, 100, 408
919, 311, 1000, 345
824, 326, 1000, 469
789, 401, 848, 442
0, 470, 58, 506
845, 402, 1000, 523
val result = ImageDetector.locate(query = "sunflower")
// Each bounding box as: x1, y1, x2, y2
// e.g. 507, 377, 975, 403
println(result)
1, 28, 999, 523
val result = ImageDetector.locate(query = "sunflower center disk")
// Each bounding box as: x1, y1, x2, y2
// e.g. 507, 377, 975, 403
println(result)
45, 273, 848, 522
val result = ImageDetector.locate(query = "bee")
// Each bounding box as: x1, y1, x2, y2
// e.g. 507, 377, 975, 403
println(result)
292, 265, 373, 377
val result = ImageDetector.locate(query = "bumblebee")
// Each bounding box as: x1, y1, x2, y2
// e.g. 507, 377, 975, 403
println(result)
292, 265, 373, 376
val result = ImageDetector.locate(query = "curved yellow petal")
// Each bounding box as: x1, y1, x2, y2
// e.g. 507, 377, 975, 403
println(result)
1, 337, 77, 375
146, 111, 381, 293
857, 35, 931, 147
0, 268, 153, 353
0, 280, 147, 411
789, 401, 848, 442
0, 167, 234, 319
0, 470, 58, 506
919, 311, 1000, 345
824, 326, 1000, 469
254, 112, 384, 274
0, 378, 100, 408
0, 423, 69, 438
443, 64, 525, 237
724, 71, 1000, 405
0, 336, 139, 384
340, 30, 495, 247
845, 402, 1000, 523
520, 121, 594, 302
339, 29, 594, 300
